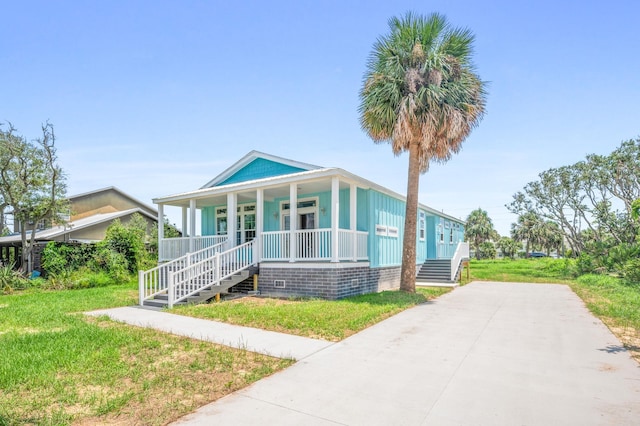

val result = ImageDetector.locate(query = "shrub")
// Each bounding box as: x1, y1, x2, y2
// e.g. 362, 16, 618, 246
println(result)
477, 242, 496, 260
623, 258, 640, 285
0, 264, 28, 291
100, 217, 148, 274
91, 246, 130, 281
42, 242, 97, 276
576, 253, 597, 275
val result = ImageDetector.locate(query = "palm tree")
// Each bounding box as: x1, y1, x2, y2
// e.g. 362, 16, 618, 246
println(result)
465, 208, 495, 259
539, 220, 563, 255
511, 212, 543, 255
359, 12, 487, 292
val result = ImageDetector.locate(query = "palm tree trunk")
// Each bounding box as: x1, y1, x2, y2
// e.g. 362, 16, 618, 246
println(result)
400, 142, 420, 293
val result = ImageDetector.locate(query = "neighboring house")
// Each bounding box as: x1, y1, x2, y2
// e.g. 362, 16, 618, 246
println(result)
140, 151, 469, 307
0, 187, 159, 272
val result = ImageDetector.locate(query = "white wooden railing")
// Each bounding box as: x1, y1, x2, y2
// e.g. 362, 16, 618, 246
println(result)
450, 242, 470, 281
262, 229, 368, 261
166, 240, 255, 307
139, 240, 227, 305
159, 235, 227, 261
338, 230, 368, 260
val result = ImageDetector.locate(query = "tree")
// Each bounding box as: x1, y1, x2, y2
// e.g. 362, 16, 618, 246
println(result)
632, 199, 640, 221
0, 123, 68, 274
539, 221, 563, 255
359, 12, 486, 292
511, 212, 543, 255
465, 208, 496, 259
507, 138, 640, 256
496, 236, 520, 259
477, 241, 496, 259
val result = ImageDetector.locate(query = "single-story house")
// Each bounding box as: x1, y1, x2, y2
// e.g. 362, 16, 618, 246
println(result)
0, 187, 159, 272
140, 151, 469, 307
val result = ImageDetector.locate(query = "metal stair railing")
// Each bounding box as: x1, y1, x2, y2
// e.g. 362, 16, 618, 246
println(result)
138, 240, 228, 305
167, 240, 256, 308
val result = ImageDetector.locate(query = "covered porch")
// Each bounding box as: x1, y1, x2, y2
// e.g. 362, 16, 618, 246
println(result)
155, 172, 369, 264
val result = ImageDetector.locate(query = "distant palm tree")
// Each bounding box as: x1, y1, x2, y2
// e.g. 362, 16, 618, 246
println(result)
496, 236, 520, 259
540, 220, 563, 255
359, 12, 487, 292
511, 212, 543, 255
466, 208, 495, 259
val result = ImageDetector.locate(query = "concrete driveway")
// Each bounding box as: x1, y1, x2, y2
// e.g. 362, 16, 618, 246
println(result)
173, 282, 640, 425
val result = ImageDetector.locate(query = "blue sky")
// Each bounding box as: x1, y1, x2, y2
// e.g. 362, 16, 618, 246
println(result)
1, 0, 638, 235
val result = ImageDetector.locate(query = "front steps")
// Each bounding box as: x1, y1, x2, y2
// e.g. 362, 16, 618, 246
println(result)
143, 270, 251, 308
416, 259, 457, 285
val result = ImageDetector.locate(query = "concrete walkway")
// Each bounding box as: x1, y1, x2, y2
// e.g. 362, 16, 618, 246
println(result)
86, 306, 333, 360
165, 282, 640, 425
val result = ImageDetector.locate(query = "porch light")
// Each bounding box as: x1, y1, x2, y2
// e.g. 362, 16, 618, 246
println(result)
273, 212, 279, 219
320, 207, 326, 216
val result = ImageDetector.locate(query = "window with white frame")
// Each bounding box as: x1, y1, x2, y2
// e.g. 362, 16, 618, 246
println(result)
419, 212, 426, 241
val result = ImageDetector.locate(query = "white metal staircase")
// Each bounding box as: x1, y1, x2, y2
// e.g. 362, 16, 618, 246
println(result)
139, 239, 256, 308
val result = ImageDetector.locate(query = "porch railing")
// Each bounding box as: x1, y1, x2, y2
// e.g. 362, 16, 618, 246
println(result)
139, 239, 227, 305
338, 230, 368, 260
437, 242, 459, 259
262, 229, 368, 261
167, 240, 256, 307
159, 235, 227, 261
449, 242, 470, 281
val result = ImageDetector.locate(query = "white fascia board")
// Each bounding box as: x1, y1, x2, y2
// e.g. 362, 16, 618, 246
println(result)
155, 168, 361, 204
156, 166, 464, 225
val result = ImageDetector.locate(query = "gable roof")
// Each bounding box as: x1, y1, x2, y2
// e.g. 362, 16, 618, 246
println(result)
0, 208, 157, 245
200, 151, 322, 189
69, 186, 157, 217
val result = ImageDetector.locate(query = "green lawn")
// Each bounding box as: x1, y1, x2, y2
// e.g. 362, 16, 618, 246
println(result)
466, 257, 576, 284
173, 287, 451, 341
0, 281, 451, 424
0, 284, 291, 425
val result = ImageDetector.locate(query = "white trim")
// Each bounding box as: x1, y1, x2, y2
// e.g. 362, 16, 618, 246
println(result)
280, 197, 319, 230
259, 262, 371, 270
155, 166, 464, 226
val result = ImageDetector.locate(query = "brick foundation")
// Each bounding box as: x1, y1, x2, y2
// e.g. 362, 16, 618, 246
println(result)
256, 263, 401, 299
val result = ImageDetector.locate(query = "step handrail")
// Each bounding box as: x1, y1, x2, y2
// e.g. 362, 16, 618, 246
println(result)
138, 239, 228, 305
167, 240, 256, 307
450, 242, 470, 281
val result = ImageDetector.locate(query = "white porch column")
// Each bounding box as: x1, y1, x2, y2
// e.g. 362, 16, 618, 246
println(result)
256, 188, 263, 263
157, 203, 164, 261
189, 199, 196, 252
289, 183, 297, 262
350, 183, 357, 261
181, 207, 188, 236
227, 193, 237, 249
331, 176, 339, 263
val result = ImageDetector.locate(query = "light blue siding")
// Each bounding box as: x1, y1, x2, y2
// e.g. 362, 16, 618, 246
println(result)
202, 206, 215, 235
216, 158, 306, 186
367, 190, 404, 268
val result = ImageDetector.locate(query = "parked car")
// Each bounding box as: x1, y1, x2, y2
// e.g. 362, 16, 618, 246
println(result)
528, 251, 547, 258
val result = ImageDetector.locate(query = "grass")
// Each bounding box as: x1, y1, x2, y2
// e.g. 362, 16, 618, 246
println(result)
173, 287, 451, 341
465, 257, 576, 284
0, 284, 291, 425
465, 257, 640, 362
